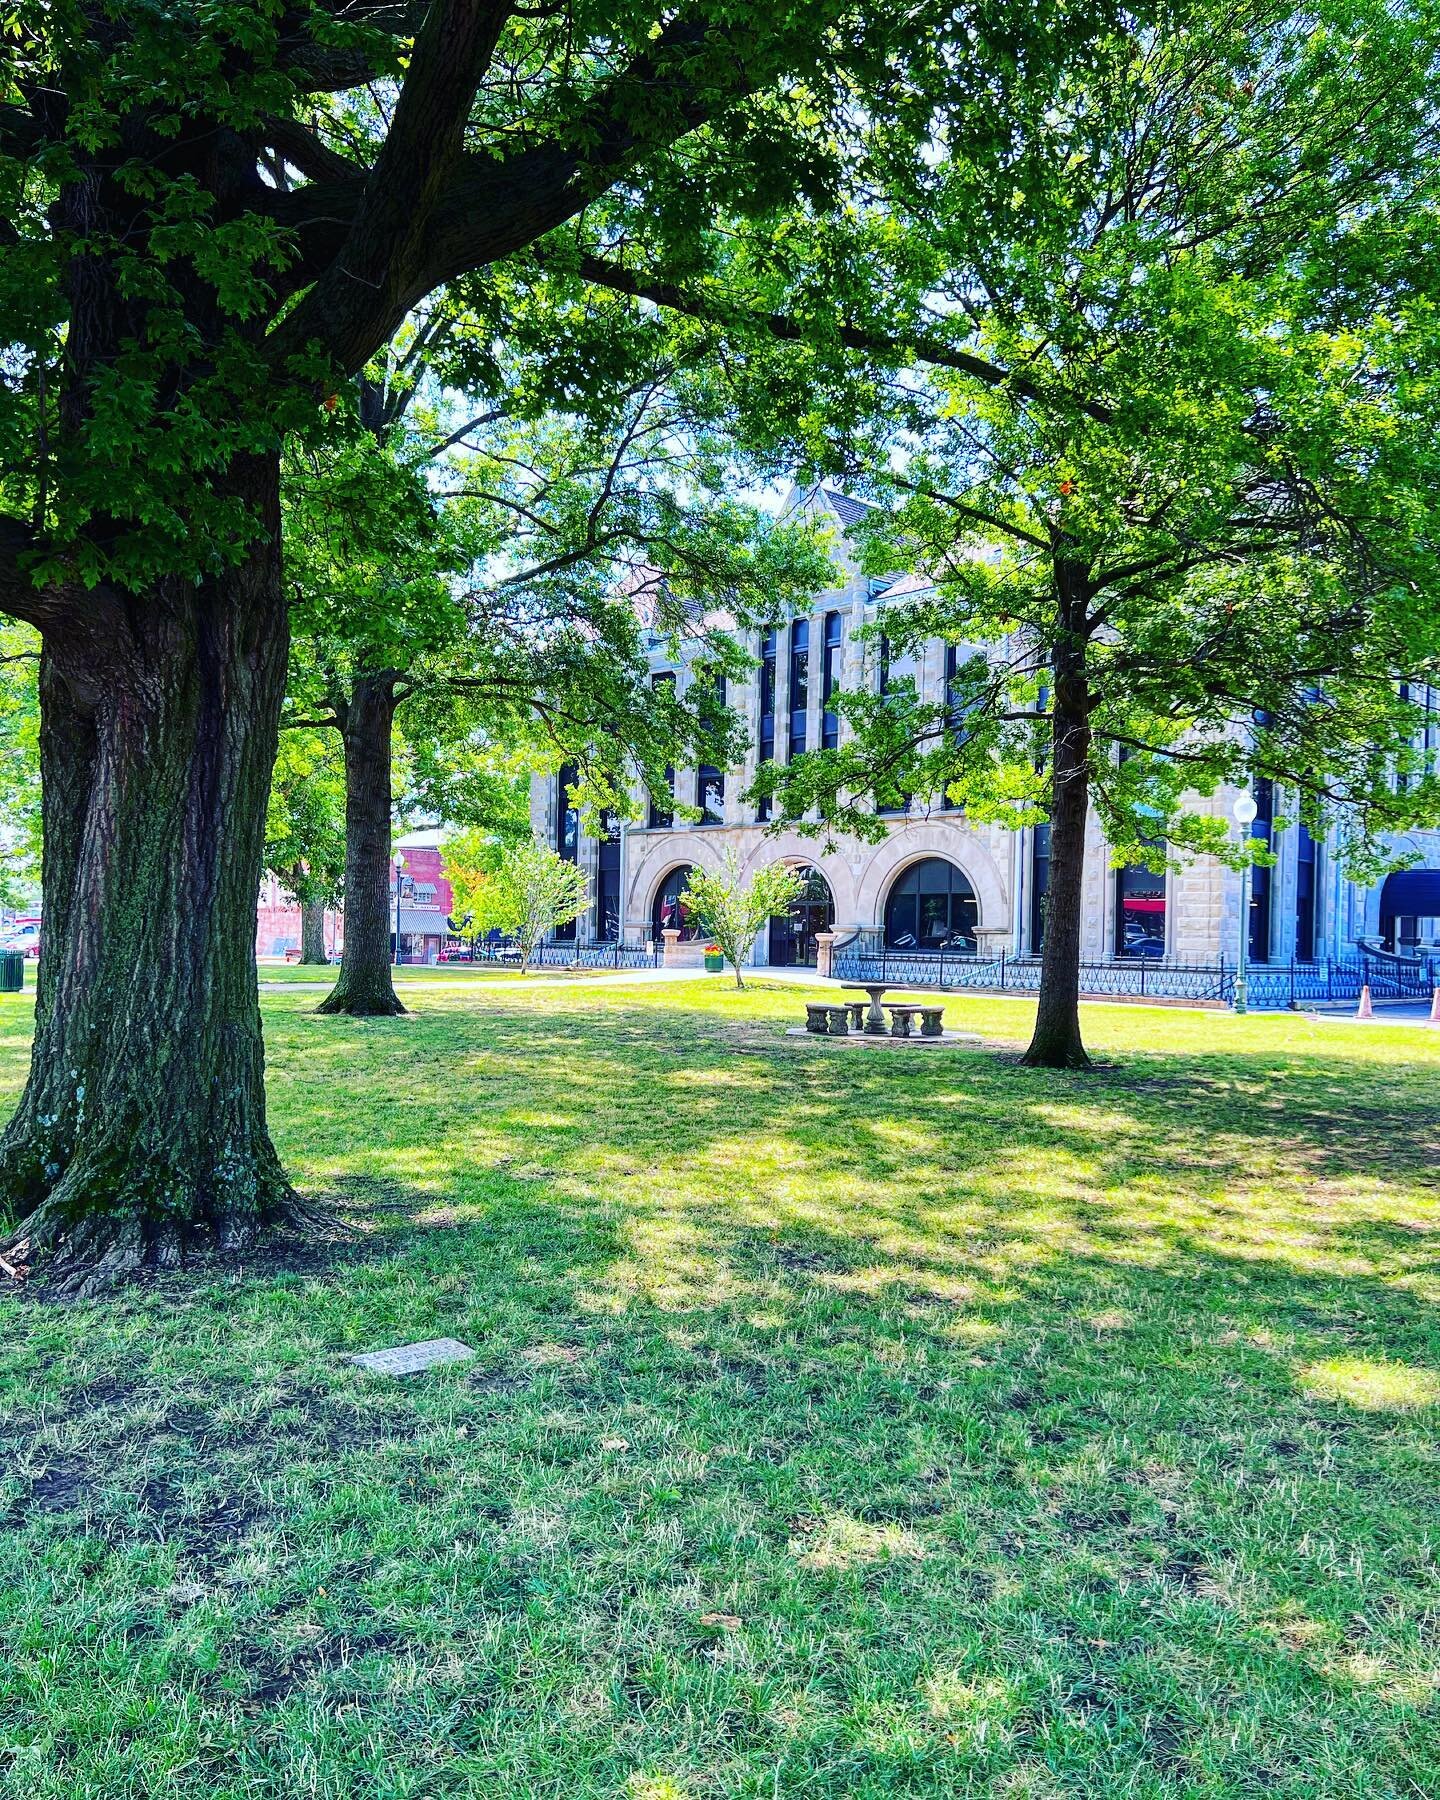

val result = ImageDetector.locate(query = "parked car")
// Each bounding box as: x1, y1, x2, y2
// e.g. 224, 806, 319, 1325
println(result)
0, 920, 41, 958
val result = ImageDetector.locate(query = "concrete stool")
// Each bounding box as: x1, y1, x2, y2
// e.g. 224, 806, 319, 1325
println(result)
887, 1005, 918, 1038
827, 1005, 852, 1036
804, 1002, 831, 1035
919, 1006, 945, 1038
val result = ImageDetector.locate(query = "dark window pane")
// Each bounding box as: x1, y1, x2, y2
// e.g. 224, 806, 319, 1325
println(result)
883, 858, 977, 950
1115, 863, 1166, 958
653, 865, 699, 941
789, 618, 809, 757
1030, 822, 1050, 953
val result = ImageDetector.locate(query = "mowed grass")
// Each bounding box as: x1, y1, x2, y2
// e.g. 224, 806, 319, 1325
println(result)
1, 982, 1438, 1800
254, 961, 532, 985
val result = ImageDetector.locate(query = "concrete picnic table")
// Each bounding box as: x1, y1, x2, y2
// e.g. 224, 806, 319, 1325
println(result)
841, 982, 931, 1036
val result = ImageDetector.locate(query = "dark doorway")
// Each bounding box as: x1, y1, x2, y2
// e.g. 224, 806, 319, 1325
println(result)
652, 865, 698, 941
768, 866, 835, 966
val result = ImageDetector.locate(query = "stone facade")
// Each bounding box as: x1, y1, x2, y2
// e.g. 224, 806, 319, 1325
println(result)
533, 487, 1440, 970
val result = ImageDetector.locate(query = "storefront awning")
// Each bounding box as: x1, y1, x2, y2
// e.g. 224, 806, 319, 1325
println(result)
396, 907, 445, 935
1380, 870, 1440, 917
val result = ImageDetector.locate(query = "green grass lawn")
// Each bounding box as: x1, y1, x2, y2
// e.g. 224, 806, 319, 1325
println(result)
254, 961, 532, 984
1, 983, 1437, 1799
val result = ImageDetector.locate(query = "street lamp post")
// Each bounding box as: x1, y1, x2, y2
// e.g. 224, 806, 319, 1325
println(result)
393, 852, 406, 970
1232, 790, 1258, 1013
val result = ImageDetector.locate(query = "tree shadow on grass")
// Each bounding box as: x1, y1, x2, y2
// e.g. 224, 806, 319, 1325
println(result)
5, 991, 1439, 1796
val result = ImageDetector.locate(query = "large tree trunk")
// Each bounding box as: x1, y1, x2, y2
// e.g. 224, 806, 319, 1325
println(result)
299, 899, 329, 965
1023, 578, 1094, 1070
0, 453, 309, 1292
316, 673, 405, 1017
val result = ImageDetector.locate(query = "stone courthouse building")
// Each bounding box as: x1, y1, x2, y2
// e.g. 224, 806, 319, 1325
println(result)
533, 487, 1440, 994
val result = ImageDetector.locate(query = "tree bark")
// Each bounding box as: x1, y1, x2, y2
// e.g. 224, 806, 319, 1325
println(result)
0, 453, 309, 1291
299, 899, 329, 965
316, 673, 405, 1016
1023, 571, 1094, 1070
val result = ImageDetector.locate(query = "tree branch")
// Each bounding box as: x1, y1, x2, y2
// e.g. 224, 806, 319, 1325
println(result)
560, 252, 1116, 424
263, 114, 367, 186
264, 14, 756, 376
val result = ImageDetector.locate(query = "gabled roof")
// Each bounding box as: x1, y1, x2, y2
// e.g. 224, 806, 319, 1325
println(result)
819, 487, 878, 528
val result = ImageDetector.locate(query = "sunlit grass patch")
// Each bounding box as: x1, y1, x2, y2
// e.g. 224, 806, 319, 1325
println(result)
1297, 1355, 1440, 1412
0, 981, 1438, 1796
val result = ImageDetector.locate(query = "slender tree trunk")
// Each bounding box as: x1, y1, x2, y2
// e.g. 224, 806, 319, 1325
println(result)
317, 673, 405, 1016
299, 899, 328, 965
0, 453, 310, 1291
1023, 572, 1094, 1070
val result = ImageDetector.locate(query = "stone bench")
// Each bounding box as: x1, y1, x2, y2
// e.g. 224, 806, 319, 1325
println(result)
804, 1003, 832, 1034
886, 1005, 921, 1038
919, 1006, 945, 1038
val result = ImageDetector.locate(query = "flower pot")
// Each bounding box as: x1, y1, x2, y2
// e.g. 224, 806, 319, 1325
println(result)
703, 954, 724, 973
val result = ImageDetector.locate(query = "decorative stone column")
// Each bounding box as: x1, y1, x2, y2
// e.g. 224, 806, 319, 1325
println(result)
814, 930, 837, 979
973, 923, 1012, 960
662, 928, 684, 968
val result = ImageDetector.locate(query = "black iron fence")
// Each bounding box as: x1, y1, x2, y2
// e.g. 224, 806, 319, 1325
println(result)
831, 932, 1439, 1010
451, 935, 659, 970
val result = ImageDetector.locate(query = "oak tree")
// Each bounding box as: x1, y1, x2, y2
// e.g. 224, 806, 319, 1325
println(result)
1, 0, 1028, 1284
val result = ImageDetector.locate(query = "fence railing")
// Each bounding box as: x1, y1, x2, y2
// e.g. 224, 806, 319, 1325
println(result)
454, 935, 659, 970
832, 934, 1236, 1003
830, 933, 1439, 1010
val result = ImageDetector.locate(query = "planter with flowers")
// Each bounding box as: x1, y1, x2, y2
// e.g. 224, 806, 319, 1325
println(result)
703, 943, 725, 973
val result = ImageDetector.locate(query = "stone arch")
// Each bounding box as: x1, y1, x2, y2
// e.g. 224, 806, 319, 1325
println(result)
628, 834, 727, 930
737, 833, 858, 923
852, 823, 1009, 936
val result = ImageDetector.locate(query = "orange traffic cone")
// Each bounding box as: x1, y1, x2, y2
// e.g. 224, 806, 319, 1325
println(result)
1356, 984, 1373, 1020
1430, 986, 1440, 1024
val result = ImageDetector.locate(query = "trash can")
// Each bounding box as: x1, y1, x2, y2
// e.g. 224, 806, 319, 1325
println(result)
0, 952, 24, 993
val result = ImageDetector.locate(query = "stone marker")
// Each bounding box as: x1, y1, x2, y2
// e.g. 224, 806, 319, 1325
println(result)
350, 1337, 475, 1376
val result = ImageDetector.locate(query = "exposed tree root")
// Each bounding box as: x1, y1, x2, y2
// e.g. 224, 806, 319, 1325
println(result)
314, 983, 407, 1018
1020, 1042, 1094, 1071
2, 1187, 353, 1299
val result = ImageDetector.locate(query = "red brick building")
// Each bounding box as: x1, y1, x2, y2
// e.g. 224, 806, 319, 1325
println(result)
254, 831, 454, 963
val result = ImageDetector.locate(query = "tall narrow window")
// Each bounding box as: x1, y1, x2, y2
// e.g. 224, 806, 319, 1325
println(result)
1115, 863, 1166, 958
555, 763, 579, 862
788, 618, 809, 759
821, 611, 842, 750
554, 763, 579, 941
1029, 822, 1050, 953
876, 633, 912, 815
1397, 682, 1412, 792
595, 819, 621, 943
647, 672, 675, 828
1248, 777, 1273, 964
698, 765, 724, 824
697, 670, 724, 823
757, 628, 777, 821
940, 641, 966, 810
1295, 821, 1317, 961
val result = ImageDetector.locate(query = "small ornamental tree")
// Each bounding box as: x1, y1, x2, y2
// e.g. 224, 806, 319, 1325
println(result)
459, 838, 590, 974
681, 853, 807, 988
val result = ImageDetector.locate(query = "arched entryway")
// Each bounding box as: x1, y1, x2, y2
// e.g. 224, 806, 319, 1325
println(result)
1379, 868, 1440, 952
768, 865, 835, 967
652, 865, 700, 941
883, 857, 978, 951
